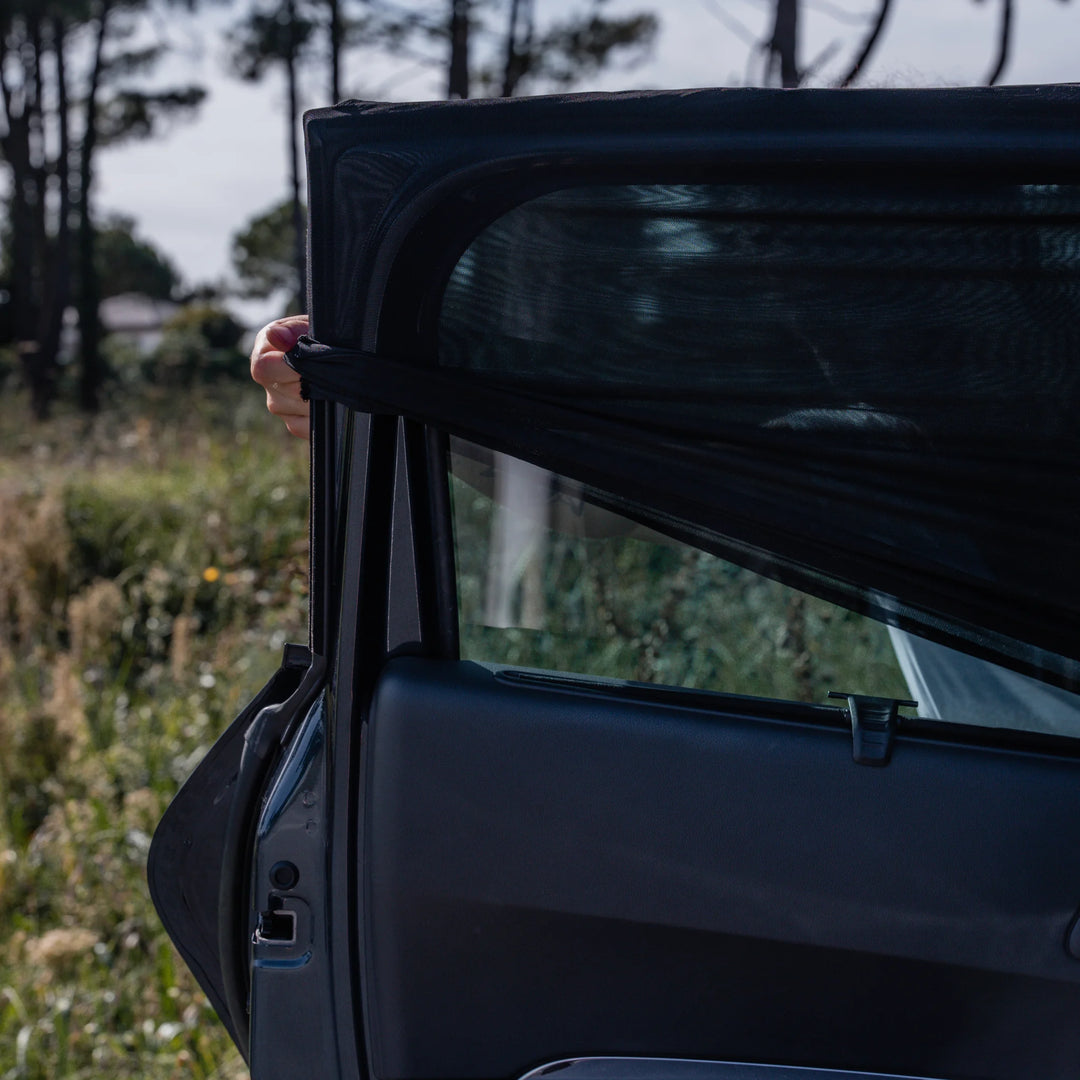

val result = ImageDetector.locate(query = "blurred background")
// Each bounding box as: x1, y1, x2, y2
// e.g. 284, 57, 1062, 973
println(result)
0, 1, 1077, 1077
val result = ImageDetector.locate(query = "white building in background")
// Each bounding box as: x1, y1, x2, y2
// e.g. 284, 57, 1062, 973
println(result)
98, 293, 179, 354
61, 293, 180, 363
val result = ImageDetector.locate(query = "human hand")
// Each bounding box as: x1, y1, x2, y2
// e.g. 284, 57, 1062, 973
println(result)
249, 314, 311, 439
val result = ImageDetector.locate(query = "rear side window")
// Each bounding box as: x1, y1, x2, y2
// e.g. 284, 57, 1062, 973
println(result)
435, 180, 1080, 686
448, 441, 1080, 737
437, 179, 1080, 736
450, 440, 909, 704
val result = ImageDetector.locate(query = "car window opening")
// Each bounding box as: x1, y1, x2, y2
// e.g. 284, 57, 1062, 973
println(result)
448, 440, 1080, 740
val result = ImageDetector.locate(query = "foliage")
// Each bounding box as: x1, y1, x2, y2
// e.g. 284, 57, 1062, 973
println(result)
451, 472, 911, 704
230, 200, 302, 308
146, 304, 249, 384
229, 2, 320, 80
96, 216, 182, 302
524, 11, 659, 87
164, 306, 246, 351
0, 378, 308, 1080
476, 3, 660, 96
97, 84, 209, 146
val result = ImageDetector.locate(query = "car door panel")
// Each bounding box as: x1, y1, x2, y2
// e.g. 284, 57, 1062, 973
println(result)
362, 658, 1080, 1080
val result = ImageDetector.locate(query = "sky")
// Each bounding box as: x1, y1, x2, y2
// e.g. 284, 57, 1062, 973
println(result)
93, 0, 1080, 327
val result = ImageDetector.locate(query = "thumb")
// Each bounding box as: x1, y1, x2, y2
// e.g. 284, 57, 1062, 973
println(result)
265, 317, 309, 352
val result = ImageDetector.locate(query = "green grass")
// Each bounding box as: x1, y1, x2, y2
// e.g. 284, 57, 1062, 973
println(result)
0, 380, 309, 1080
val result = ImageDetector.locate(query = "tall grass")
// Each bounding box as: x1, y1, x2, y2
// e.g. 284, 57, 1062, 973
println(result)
0, 382, 308, 1080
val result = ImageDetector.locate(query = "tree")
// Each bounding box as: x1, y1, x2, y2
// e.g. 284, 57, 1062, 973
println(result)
707, 0, 1070, 89
231, 198, 303, 312
0, 3, 78, 417
230, 2, 318, 313
75, 1, 205, 411
95, 214, 181, 300
0, 0, 204, 416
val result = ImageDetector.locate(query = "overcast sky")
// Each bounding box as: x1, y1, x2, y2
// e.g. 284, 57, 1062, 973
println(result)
94, 0, 1080, 326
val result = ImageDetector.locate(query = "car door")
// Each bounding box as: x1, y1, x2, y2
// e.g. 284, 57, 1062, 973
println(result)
150, 86, 1080, 1080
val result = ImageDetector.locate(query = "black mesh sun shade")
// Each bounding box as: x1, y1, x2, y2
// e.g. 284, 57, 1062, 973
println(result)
295, 86, 1080, 691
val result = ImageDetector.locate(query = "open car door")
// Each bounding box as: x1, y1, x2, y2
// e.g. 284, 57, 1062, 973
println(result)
151, 87, 1080, 1080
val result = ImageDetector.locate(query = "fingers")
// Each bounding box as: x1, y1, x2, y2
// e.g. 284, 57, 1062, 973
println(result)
283, 414, 311, 440
252, 349, 301, 396
263, 313, 310, 354
251, 314, 311, 439
249, 313, 309, 384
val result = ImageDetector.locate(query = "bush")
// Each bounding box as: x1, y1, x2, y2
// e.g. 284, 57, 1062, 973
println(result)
146, 305, 248, 385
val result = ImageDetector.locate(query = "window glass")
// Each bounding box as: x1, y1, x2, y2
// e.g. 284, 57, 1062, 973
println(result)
438, 180, 1080, 735
449, 440, 1080, 736
450, 440, 910, 704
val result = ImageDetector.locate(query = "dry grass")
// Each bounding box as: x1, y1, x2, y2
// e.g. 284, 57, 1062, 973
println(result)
0, 379, 308, 1079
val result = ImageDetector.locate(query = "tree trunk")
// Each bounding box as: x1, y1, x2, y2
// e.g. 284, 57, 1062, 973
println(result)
77, 0, 110, 413
38, 16, 72, 400
768, 0, 800, 88
501, 0, 522, 98
286, 0, 307, 311
500, 0, 534, 98
448, 0, 469, 99
328, 0, 341, 102
0, 19, 52, 417
29, 17, 48, 316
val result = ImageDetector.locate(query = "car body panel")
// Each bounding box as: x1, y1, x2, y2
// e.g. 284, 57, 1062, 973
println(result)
151, 86, 1080, 1080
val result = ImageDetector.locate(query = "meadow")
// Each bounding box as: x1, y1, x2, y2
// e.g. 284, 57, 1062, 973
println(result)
0, 378, 308, 1080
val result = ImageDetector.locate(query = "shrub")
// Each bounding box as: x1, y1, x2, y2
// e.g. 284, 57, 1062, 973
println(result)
147, 305, 248, 385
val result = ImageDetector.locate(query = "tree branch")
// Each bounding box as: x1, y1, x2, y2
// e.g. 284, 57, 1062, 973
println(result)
985, 0, 1013, 85
700, 0, 761, 50
836, 0, 892, 87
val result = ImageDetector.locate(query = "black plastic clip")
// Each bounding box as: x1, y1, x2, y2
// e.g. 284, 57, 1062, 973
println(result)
827, 692, 917, 766
282, 641, 312, 671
